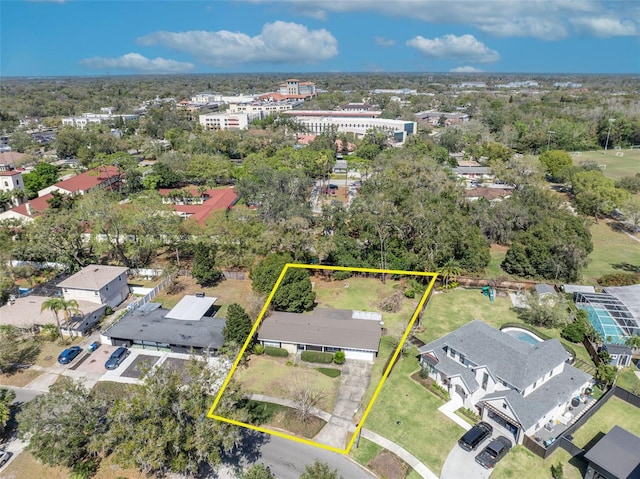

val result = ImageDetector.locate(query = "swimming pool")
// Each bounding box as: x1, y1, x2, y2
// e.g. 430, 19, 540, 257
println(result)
502, 327, 543, 346
581, 306, 626, 344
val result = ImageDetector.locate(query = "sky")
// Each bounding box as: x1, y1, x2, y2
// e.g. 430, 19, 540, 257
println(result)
1, 0, 639, 77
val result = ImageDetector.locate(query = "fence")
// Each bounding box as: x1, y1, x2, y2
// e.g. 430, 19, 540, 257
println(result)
583, 338, 603, 366
523, 384, 639, 459
128, 274, 175, 311
222, 271, 246, 280
456, 276, 540, 291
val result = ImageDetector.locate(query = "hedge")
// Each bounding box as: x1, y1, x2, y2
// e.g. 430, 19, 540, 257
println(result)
500, 322, 576, 358
264, 346, 288, 358
301, 351, 334, 363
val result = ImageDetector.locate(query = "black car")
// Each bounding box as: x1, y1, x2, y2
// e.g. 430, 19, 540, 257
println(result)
105, 347, 130, 370
475, 435, 512, 469
57, 346, 82, 365
458, 421, 493, 451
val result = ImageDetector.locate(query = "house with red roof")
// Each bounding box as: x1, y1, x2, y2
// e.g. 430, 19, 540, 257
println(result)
38, 166, 120, 197
158, 186, 238, 225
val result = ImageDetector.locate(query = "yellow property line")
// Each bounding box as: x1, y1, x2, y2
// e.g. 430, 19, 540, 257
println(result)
208, 263, 438, 455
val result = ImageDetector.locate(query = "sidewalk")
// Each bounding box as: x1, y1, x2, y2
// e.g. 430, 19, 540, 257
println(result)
248, 393, 440, 479
438, 396, 471, 431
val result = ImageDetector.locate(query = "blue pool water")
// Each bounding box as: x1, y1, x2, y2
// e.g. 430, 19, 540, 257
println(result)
503, 328, 543, 346
582, 306, 626, 344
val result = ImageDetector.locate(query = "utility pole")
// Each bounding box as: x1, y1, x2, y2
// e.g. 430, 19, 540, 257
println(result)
546, 130, 555, 151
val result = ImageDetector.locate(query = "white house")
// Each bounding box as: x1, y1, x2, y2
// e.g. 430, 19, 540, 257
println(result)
258, 308, 382, 361
418, 321, 592, 445
57, 265, 130, 309
198, 112, 263, 131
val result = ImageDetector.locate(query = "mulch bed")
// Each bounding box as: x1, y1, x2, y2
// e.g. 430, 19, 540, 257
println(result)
120, 354, 159, 378
368, 450, 409, 479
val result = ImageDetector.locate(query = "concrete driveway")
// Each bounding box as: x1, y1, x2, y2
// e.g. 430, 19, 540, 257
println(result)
314, 360, 372, 450
440, 437, 494, 479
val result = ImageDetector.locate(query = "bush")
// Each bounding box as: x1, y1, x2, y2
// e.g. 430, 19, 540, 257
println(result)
551, 462, 564, 479
598, 272, 640, 287
315, 367, 341, 378
301, 351, 333, 363
104, 306, 113, 316
264, 346, 288, 358
333, 271, 353, 281
253, 344, 264, 355
404, 289, 416, 299
460, 408, 481, 422
333, 351, 345, 364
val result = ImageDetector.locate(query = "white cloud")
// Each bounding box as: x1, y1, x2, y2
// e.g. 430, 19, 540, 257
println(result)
79, 53, 194, 74
375, 36, 396, 47
138, 21, 338, 67
570, 17, 638, 37
249, 0, 639, 40
407, 34, 499, 63
450, 66, 484, 73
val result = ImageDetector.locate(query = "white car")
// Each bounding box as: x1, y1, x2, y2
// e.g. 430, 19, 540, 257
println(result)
0, 450, 11, 467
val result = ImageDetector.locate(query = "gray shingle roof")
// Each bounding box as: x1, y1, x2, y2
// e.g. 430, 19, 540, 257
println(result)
58, 265, 128, 291
583, 425, 640, 479
482, 363, 592, 430
259, 309, 381, 352
418, 320, 569, 391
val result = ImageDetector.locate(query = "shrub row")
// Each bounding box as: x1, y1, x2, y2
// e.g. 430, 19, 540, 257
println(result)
264, 346, 288, 358
300, 351, 334, 363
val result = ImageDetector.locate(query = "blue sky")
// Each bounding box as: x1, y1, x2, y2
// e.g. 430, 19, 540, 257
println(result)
1, 0, 639, 76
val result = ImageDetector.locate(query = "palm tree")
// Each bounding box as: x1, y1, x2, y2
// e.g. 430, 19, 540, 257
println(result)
625, 335, 640, 351
40, 298, 81, 341
438, 258, 462, 289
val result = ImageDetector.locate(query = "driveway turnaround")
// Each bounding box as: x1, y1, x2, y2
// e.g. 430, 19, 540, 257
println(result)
314, 360, 372, 450
440, 436, 494, 479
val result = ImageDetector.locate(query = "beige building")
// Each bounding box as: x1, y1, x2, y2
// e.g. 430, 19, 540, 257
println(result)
198, 112, 262, 130
57, 265, 130, 308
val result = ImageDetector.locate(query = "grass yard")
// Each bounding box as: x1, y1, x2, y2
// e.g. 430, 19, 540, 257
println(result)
234, 356, 340, 413
570, 396, 640, 449
362, 350, 464, 475
581, 220, 640, 285
0, 451, 149, 479
152, 275, 253, 318
492, 445, 584, 479
313, 275, 425, 333
616, 366, 640, 393
0, 368, 41, 387
570, 149, 640, 180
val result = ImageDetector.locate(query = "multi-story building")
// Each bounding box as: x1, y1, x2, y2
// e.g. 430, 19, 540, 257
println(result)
278, 79, 316, 98
61, 113, 138, 129
228, 101, 294, 115
198, 112, 263, 131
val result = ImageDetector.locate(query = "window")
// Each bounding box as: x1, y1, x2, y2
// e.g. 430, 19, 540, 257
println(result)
482, 373, 489, 390
502, 402, 507, 410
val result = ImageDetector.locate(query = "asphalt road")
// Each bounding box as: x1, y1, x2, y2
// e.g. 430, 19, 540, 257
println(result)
220, 431, 376, 479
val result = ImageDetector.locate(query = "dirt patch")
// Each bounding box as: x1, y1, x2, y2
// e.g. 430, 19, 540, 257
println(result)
0, 369, 41, 387
367, 450, 410, 479
162, 357, 189, 374
490, 243, 509, 252
268, 410, 326, 439
120, 354, 159, 378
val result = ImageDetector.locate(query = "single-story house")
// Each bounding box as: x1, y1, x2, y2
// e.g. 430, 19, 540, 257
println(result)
159, 186, 238, 225
602, 343, 633, 368
258, 307, 382, 361
418, 320, 592, 445
583, 425, 640, 479
101, 295, 225, 353
0, 295, 107, 336
57, 265, 130, 309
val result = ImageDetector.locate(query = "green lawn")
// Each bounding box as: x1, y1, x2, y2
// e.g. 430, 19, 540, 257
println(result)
570, 396, 640, 449
492, 445, 585, 479
362, 350, 464, 475
581, 221, 640, 285
350, 437, 383, 467
616, 366, 640, 393
571, 149, 640, 180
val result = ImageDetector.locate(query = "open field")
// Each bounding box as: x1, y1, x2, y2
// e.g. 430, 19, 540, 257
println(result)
152, 275, 253, 318
234, 355, 340, 413
581, 220, 640, 285
570, 149, 640, 180
570, 396, 640, 449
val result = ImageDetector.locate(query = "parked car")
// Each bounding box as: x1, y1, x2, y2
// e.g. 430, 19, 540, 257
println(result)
458, 421, 493, 451
475, 435, 512, 468
0, 450, 11, 467
57, 346, 81, 365
105, 347, 130, 370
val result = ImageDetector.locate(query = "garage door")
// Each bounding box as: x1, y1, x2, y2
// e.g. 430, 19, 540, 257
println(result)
344, 350, 375, 361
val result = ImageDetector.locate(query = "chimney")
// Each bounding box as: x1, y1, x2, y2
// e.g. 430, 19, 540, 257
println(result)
25, 202, 33, 216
